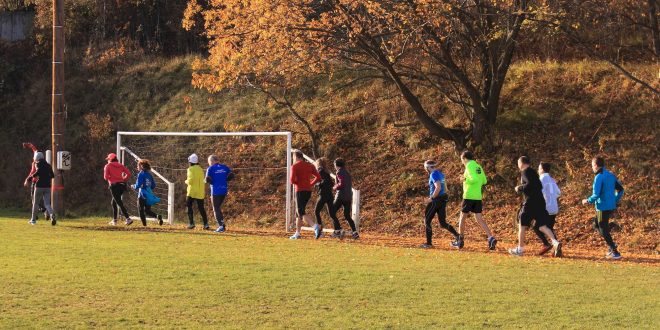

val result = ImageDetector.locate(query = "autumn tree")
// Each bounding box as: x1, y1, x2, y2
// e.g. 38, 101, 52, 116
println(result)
184, 0, 553, 150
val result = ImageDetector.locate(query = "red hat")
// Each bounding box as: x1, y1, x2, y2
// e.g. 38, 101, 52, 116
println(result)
106, 153, 117, 160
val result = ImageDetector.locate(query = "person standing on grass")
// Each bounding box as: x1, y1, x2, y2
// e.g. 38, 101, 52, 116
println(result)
22, 142, 47, 220
419, 160, 460, 249
581, 156, 624, 260
28, 152, 56, 225
103, 153, 133, 226
535, 162, 561, 255
313, 157, 336, 239
452, 150, 497, 250
289, 150, 322, 240
331, 158, 359, 240
185, 153, 209, 230
508, 156, 562, 257
206, 154, 234, 233
132, 159, 163, 227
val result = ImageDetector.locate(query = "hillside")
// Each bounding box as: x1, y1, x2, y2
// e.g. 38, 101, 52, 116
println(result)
0, 54, 658, 254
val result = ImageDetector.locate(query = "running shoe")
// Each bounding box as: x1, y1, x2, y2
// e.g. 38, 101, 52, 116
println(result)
314, 225, 322, 239
606, 249, 622, 260
451, 238, 464, 249
157, 215, 164, 226
488, 237, 497, 250
51, 214, 57, 226
187, 224, 196, 230
203, 225, 210, 230
125, 218, 134, 226
28, 220, 36, 225
508, 247, 523, 256
538, 245, 553, 256
109, 220, 118, 226
419, 243, 433, 249
330, 230, 343, 239
289, 233, 301, 240
553, 242, 563, 258
215, 225, 225, 233
352, 231, 360, 240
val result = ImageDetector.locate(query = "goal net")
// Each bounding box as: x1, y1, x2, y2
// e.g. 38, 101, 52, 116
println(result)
116, 132, 293, 229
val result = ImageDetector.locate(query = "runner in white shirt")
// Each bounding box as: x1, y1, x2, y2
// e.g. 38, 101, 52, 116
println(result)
534, 162, 561, 255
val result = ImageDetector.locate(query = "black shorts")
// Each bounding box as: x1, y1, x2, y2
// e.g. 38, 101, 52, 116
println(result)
296, 191, 312, 217
518, 205, 550, 227
461, 199, 483, 214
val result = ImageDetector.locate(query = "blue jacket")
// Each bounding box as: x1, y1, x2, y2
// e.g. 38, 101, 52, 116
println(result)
133, 170, 156, 199
586, 168, 624, 211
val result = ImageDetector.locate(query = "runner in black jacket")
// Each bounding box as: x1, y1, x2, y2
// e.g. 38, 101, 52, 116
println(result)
331, 158, 358, 239
28, 152, 56, 225
313, 158, 337, 239
509, 156, 561, 257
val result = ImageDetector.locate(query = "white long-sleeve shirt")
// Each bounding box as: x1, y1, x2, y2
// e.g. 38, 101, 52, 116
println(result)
540, 173, 561, 215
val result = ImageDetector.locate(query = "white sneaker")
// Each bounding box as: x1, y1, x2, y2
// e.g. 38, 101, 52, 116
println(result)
28, 220, 36, 225
125, 218, 134, 226
289, 233, 301, 240
108, 220, 117, 226
508, 247, 523, 256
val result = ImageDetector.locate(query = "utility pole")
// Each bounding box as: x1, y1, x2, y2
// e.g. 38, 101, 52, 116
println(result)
52, 0, 65, 215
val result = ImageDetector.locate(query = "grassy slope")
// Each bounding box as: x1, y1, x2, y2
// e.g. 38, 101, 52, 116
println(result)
0, 55, 658, 253
0, 214, 658, 329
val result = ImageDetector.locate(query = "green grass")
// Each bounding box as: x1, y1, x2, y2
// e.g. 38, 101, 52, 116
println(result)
0, 214, 658, 329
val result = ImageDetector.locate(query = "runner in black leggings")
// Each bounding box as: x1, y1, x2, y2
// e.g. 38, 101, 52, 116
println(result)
313, 157, 337, 238
331, 158, 358, 239
103, 153, 133, 225
420, 160, 459, 249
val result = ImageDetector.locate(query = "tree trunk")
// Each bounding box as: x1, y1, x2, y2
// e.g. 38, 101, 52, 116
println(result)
258, 88, 322, 158
649, 0, 660, 58
285, 103, 321, 158
470, 110, 492, 150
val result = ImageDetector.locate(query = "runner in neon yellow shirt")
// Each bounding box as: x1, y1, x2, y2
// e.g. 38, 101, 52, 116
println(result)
451, 151, 497, 250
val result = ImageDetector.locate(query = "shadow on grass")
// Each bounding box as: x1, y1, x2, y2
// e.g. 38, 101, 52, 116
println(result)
63, 223, 660, 266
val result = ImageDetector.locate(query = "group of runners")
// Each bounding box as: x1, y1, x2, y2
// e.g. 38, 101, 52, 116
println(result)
101, 152, 234, 232
421, 151, 624, 259
22, 143, 626, 259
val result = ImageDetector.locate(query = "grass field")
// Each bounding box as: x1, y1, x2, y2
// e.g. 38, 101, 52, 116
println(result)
1, 213, 658, 329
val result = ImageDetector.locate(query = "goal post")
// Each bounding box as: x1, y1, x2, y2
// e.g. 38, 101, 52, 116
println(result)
116, 131, 293, 229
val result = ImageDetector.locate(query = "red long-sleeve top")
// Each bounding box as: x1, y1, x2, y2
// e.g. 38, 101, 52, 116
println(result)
290, 161, 321, 192
24, 143, 38, 184
104, 162, 132, 185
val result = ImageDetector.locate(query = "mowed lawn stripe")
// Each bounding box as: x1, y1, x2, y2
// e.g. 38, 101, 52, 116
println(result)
0, 217, 658, 329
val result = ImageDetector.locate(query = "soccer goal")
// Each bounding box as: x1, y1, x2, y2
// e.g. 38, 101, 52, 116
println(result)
116, 131, 293, 228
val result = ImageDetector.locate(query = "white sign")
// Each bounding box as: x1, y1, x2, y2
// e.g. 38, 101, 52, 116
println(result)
57, 151, 71, 170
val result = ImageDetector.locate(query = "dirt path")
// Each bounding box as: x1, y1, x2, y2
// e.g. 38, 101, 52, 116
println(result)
70, 223, 660, 266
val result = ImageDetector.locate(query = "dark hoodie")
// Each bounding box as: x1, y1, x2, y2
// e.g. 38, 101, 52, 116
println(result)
30, 159, 54, 188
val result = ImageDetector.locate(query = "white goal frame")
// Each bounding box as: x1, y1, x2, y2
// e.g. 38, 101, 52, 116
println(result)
116, 131, 293, 228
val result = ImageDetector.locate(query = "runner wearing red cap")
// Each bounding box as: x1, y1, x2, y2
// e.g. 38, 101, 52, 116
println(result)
103, 153, 133, 225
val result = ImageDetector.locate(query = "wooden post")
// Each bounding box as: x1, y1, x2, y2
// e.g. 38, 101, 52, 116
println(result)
52, 0, 65, 216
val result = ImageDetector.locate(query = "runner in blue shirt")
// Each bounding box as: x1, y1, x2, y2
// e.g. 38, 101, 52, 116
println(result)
420, 160, 459, 249
205, 155, 234, 233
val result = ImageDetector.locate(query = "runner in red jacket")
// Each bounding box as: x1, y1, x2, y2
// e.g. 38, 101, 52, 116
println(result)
289, 150, 322, 239
103, 153, 133, 225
